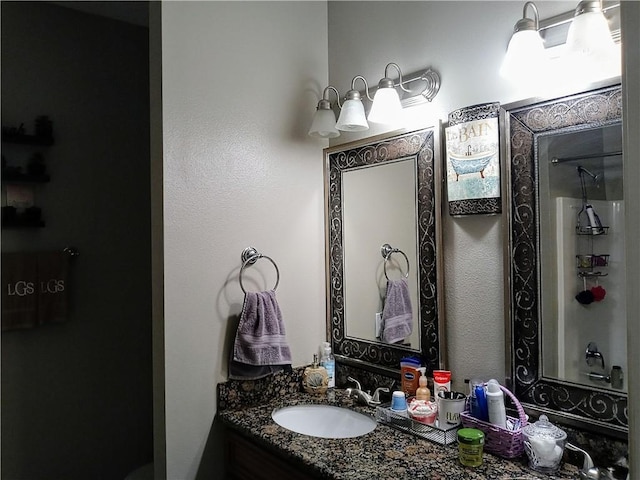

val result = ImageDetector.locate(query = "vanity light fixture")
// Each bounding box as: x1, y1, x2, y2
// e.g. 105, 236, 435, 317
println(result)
308, 63, 441, 137
565, 0, 619, 77
335, 75, 371, 132
502, 1, 620, 85
367, 63, 409, 125
500, 1, 547, 83
308, 86, 341, 138
566, 1, 616, 56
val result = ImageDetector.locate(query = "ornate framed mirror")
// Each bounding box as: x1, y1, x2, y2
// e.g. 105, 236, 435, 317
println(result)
503, 82, 627, 438
324, 127, 445, 374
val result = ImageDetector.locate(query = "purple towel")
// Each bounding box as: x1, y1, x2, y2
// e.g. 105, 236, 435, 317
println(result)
381, 278, 413, 344
232, 290, 292, 366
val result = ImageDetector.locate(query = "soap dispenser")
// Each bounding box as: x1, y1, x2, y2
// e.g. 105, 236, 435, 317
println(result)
415, 367, 430, 401
302, 354, 328, 395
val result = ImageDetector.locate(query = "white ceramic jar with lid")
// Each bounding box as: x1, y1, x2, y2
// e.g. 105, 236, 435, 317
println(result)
522, 414, 567, 473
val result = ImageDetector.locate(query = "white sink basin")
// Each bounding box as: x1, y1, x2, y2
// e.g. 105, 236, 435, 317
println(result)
271, 404, 377, 439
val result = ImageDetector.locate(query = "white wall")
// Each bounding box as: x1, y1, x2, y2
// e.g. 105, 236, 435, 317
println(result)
161, 2, 328, 478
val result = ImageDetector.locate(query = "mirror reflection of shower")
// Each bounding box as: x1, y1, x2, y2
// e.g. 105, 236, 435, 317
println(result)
577, 165, 605, 235
577, 165, 599, 184
539, 122, 626, 392
585, 341, 605, 369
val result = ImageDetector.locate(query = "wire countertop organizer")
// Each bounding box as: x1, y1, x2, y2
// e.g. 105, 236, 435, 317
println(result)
381, 243, 409, 280
239, 246, 280, 293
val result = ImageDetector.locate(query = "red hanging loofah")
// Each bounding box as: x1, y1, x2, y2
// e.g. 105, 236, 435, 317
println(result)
591, 285, 606, 302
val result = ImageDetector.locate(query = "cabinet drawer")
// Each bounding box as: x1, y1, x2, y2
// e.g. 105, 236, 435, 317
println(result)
225, 429, 318, 480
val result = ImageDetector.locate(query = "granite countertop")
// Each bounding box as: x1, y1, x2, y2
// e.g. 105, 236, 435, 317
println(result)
218, 387, 580, 480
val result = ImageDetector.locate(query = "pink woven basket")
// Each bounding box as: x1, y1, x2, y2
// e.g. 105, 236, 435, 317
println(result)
459, 385, 528, 459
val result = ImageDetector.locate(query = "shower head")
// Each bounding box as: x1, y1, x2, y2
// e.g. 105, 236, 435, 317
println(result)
577, 166, 599, 184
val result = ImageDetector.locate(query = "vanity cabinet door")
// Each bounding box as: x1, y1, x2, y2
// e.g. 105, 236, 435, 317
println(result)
225, 429, 319, 480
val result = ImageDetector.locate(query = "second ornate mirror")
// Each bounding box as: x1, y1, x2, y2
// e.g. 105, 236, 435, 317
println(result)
325, 127, 445, 374
503, 83, 627, 437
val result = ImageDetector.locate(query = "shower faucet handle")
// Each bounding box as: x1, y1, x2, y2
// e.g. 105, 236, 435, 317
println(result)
585, 342, 605, 369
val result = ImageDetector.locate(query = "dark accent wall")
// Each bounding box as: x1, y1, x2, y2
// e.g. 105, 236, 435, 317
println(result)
1, 2, 153, 478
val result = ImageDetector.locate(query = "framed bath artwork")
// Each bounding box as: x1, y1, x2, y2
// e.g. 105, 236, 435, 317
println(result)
445, 102, 501, 216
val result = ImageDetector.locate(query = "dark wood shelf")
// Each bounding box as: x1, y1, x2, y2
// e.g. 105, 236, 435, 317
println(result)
1, 132, 54, 146
2, 119, 54, 229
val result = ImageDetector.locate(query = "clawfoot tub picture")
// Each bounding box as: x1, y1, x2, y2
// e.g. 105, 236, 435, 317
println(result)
445, 102, 501, 216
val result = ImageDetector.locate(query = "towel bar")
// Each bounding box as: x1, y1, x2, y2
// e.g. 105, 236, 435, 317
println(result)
381, 243, 409, 280
239, 246, 280, 293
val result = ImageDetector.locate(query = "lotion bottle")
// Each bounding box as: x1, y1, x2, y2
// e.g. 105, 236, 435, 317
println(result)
415, 367, 430, 401
486, 379, 507, 428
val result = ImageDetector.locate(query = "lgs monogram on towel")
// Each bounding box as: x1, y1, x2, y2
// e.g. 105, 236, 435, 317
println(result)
7, 279, 65, 296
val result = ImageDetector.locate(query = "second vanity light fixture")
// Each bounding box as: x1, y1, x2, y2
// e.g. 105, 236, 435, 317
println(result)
501, 0, 619, 83
308, 63, 441, 138
565, 0, 619, 75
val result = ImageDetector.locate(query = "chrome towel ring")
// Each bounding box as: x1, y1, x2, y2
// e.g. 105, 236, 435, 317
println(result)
381, 243, 410, 280
239, 246, 280, 293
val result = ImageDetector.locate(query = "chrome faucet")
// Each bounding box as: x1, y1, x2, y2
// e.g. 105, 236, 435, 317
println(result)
345, 376, 389, 407
567, 443, 596, 478
566, 443, 628, 480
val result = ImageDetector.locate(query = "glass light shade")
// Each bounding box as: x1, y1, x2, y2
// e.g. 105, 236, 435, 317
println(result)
566, 10, 615, 58
308, 108, 339, 138
500, 29, 547, 83
335, 99, 368, 132
565, 10, 619, 79
368, 87, 402, 125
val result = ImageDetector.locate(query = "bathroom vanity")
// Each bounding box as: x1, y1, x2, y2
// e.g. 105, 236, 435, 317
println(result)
218, 370, 579, 480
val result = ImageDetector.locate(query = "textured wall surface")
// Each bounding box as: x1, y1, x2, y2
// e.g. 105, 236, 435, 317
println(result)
161, 3, 328, 478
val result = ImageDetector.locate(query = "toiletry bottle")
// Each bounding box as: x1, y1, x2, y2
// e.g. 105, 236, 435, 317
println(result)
320, 342, 335, 389
474, 383, 489, 421
415, 368, 430, 401
400, 356, 421, 396
486, 379, 507, 428
433, 370, 451, 396
302, 354, 328, 395
585, 204, 603, 234
469, 379, 484, 419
